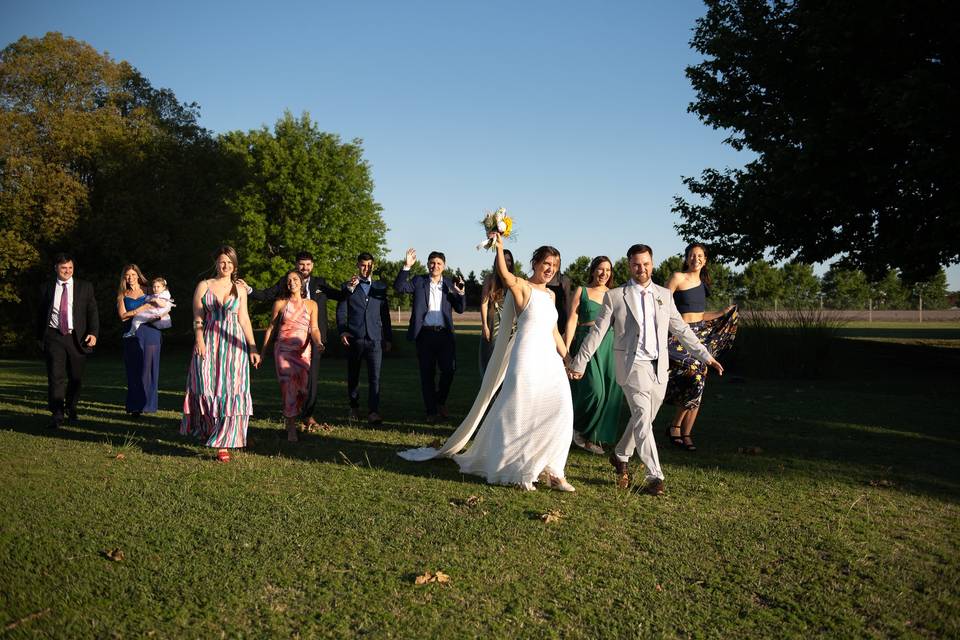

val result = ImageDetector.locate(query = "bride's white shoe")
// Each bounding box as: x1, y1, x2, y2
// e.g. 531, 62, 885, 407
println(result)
539, 471, 575, 492
518, 481, 537, 491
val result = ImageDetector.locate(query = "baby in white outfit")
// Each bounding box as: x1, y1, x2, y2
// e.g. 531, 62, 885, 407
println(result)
124, 278, 174, 337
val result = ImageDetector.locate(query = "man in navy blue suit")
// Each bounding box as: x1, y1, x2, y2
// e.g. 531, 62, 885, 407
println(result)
336, 252, 393, 424
394, 248, 465, 422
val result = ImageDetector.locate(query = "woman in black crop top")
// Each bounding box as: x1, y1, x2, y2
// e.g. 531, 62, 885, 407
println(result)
663, 243, 739, 451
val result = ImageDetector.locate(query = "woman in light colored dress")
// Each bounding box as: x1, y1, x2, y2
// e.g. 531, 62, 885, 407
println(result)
401, 234, 575, 492
180, 246, 261, 462
262, 270, 323, 442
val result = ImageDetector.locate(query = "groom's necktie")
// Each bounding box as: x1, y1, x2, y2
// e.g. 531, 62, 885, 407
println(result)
640, 287, 656, 358
58, 283, 70, 335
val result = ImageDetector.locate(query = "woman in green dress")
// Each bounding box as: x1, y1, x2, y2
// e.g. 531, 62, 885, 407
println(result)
563, 256, 623, 454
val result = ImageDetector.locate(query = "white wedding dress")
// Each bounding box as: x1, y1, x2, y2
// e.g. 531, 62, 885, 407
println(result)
399, 287, 573, 486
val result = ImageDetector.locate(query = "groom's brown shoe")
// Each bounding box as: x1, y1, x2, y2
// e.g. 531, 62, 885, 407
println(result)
642, 478, 665, 496
609, 453, 630, 489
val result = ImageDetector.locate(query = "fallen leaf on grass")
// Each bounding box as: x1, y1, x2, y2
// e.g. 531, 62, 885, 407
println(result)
114, 453, 126, 460
655, 583, 663, 592
450, 495, 484, 508
539, 509, 563, 524
414, 570, 451, 585
102, 548, 125, 562
738, 447, 763, 455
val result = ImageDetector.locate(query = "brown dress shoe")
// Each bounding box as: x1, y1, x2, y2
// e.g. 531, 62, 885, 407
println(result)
609, 453, 630, 489
367, 411, 383, 425
438, 404, 449, 419
642, 478, 665, 496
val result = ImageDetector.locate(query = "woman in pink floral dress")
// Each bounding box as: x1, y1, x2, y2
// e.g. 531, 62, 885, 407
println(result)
262, 270, 323, 441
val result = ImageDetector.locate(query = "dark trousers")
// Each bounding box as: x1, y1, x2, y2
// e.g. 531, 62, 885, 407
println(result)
43, 327, 86, 418
347, 338, 382, 412
416, 328, 456, 415
300, 344, 322, 419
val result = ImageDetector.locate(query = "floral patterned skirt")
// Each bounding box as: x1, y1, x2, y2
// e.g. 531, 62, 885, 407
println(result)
664, 306, 739, 410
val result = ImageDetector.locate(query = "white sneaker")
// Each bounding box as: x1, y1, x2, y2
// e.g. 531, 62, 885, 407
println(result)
547, 475, 576, 492
518, 481, 536, 491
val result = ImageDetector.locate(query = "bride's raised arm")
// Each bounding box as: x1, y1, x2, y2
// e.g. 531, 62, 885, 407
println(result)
491, 232, 531, 312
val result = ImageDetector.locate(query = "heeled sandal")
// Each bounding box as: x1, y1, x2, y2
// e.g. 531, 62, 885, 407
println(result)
665, 425, 684, 448
216, 449, 231, 463
681, 435, 697, 452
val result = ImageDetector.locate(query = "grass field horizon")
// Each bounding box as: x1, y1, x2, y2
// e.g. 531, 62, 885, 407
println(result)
1, 324, 958, 637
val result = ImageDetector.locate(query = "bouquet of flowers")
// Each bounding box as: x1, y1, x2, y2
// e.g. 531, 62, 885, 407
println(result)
477, 207, 514, 250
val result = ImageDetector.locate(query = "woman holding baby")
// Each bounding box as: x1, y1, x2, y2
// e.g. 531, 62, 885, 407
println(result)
117, 264, 170, 416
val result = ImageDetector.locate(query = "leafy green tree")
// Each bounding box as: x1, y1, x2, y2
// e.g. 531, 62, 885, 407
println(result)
870, 270, 910, 309
706, 262, 737, 309
653, 255, 685, 287
464, 271, 482, 308
740, 260, 784, 308
0, 32, 223, 347
376, 259, 425, 311
822, 267, 870, 309
912, 269, 950, 310
673, 0, 959, 282
563, 256, 591, 287
219, 111, 386, 294
612, 257, 631, 288
780, 262, 820, 308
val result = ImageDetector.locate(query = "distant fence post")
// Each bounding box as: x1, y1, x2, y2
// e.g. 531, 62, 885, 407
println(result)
868, 298, 872, 323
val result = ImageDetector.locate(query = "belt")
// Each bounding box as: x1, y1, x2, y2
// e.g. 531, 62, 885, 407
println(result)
422, 325, 448, 332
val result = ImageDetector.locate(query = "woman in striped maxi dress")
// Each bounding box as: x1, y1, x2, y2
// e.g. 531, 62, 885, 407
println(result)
181, 246, 262, 462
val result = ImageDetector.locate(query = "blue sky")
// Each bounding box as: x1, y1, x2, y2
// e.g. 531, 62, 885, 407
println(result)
4, 0, 956, 287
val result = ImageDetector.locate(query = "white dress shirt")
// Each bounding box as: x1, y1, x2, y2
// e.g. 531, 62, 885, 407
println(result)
49, 277, 75, 333
628, 280, 659, 361
424, 278, 445, 327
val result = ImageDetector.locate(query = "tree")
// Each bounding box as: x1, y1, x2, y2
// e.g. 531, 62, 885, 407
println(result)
912, 269, 950, 310
740, 260, 783, 308
612, 257, 630, 288
780, 262, 820, 308
870, 270, 910, 309
822, 266, 870, 309
653, 255, 685, 287
673, 1, 960, 283
563, 256, 591, 287
376, 259, 425, 311
0, 33, 223, 347
464, 271, 482, 308
219, 111, 386, 295
706, 262, 737, 309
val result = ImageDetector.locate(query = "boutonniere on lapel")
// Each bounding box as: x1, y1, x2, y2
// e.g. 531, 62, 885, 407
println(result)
656, 296, 664, 307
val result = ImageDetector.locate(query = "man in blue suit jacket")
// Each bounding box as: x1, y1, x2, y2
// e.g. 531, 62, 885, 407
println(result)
395, 248, 465, 422
336, 252, 393, 424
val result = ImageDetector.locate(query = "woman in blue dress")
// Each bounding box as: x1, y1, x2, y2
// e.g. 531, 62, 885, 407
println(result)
116, 264, 163, 416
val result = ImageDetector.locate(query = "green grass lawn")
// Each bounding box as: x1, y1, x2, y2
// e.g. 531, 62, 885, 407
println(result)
1, 326, 958, 638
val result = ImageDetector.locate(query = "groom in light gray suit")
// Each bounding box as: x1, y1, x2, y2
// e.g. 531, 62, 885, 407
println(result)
567, 244, 723, 496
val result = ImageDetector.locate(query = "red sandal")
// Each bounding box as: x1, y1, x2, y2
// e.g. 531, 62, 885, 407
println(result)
216, 449, 231, 463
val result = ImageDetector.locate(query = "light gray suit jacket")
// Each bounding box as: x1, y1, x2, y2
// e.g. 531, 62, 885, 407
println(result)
570, 280, 713, 385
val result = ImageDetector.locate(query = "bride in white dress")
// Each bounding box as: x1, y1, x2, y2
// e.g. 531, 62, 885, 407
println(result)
399, 233, 575, 491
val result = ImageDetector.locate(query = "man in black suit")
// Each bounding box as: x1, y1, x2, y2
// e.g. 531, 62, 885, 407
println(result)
36, 253, 99, 428
336, 252, 392, 424
394, 248, 465, 422
239, 251, 346, 428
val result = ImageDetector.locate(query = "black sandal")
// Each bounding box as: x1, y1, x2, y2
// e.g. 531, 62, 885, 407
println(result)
681, 435, 697, 452
665, 425, 684, 448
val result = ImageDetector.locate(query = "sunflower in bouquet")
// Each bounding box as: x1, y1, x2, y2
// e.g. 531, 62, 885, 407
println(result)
477, 207, 514, 250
